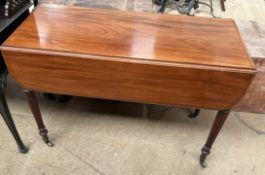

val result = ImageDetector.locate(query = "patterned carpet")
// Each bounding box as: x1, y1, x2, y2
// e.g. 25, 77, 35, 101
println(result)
41, 0, 153, 12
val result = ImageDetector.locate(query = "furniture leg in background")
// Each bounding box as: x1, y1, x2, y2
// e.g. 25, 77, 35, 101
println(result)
200, 110, 230, 167
189, 109, 200, 118
33, 0, 38, 7
0, 71, 28, 153
24, 90, 53, 147
220, 0, 226, 11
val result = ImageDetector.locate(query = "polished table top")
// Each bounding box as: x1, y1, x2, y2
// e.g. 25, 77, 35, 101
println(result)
1, 4, 256, 110
3, 4, 255, 70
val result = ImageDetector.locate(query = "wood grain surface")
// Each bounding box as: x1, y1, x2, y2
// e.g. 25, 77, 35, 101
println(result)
1, 4, 256, 110
38, 3, 265, 113
2, 49, 255, 109
3, 4, 254, 70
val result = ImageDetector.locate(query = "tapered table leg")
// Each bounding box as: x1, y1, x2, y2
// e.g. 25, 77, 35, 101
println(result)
24, 90, 53, 147
0, 72, 28, 153
200, 109, 230, 167
0, 94, 29, 153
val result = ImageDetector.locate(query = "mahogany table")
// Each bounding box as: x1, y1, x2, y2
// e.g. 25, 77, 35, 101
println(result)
1, 4, 256, 167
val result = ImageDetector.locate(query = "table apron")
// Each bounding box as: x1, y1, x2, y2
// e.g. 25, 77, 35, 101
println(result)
2, 50, 255, 109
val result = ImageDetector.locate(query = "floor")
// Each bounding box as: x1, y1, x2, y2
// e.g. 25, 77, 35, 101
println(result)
1, 0, 265, 175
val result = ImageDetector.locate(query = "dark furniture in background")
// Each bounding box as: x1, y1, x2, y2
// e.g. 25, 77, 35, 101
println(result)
0, 0, 37, 153
220, 0, 226, 11
153, 0, 227, 13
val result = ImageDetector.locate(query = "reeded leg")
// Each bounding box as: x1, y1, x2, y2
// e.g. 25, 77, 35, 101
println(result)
200, 110, 230, 168
189, 109, 200, 118
0, 72, 28, 153
24, 90, 54, 147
